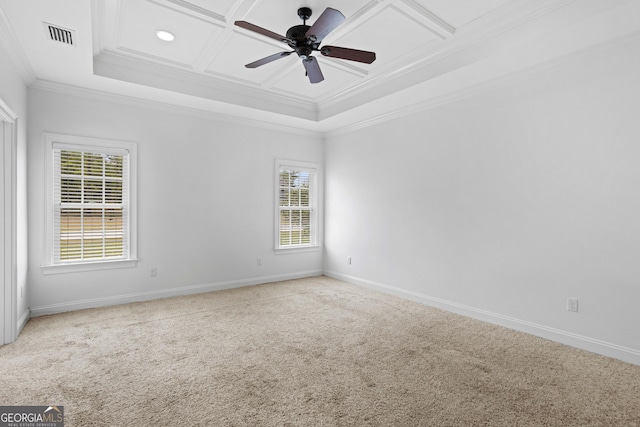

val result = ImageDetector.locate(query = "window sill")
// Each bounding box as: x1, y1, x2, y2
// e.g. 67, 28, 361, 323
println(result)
41, 259, 139, 275
275, 246, 321, 255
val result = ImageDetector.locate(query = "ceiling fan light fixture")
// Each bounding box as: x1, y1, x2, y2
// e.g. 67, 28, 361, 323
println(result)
156, 30, 175, 42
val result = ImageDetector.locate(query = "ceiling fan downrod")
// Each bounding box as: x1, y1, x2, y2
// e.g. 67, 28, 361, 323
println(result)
297, 7, 312, 25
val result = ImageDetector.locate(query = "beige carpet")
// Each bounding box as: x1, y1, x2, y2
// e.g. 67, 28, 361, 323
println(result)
1, 276, 639, 426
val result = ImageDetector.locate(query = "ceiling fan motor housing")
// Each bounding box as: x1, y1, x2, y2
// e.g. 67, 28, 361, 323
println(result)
286, 24, 318, 59
286, 24, 310, 43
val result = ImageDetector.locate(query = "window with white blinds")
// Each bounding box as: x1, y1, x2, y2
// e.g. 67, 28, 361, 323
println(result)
43, 134, 137, 272
276, 160, 319, 250
53, 145, 129, 262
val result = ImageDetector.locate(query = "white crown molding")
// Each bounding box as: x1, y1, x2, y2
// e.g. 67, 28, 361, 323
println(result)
0, 96, 18, 121
326, 29, 640, 137
93, 50, 319, 121
163, 0, 227, 24
115, 46, 198, 69
29, 79, 324, 137
161, 0, 248, 25
91, 0, 104, 54
146, 0, 229, 27
0, 3, 36, 85
398, 0, 455, 36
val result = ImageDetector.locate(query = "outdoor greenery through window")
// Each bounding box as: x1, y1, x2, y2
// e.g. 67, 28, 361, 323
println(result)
277, 162, 318, 249
53, 147, 129, 263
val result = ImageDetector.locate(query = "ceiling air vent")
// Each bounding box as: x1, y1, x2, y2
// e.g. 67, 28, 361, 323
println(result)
43, 22, 75, 45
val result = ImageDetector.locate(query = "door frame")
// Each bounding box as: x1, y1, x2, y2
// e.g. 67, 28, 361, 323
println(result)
1, 97, 17, 345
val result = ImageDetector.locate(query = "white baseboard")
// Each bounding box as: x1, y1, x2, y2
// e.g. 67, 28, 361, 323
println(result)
325, 270, 640, 367
29, 270, 323, 317
26, 268, 640, 366
17, 308, 30, 334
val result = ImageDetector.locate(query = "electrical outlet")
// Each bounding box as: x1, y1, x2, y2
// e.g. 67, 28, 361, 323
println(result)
150, 268, 158, 278
257, 258, 262, 267
347, 257, 352, 265
567, 298, 578, 312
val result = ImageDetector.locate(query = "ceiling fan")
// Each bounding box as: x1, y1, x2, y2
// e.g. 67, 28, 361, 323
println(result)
235, 7, 376, 84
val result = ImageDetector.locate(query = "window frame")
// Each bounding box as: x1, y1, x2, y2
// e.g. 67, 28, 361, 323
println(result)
41, 133, 138, 274
274, 159, 321, 253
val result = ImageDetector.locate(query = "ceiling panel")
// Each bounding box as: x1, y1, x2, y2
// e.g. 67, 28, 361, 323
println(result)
415, 0, 513, 29
205, 32, 296, 85
242, 1, 372, 42
117, 0, 222, 67
332, 4, 441, 73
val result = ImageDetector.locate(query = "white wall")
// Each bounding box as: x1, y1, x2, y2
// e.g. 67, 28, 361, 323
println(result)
324, 45, 640, 364
0, 42, 29, 337
27, 88, 323, 314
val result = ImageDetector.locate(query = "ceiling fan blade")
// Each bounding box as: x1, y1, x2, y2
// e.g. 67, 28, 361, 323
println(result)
320, 46, 376, 64
302, 57, 324, 84
245, 51, 293, 68
234, 21, 289, 43
305, 8, 345, 43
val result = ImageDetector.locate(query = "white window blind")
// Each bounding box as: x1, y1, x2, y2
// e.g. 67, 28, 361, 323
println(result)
52, 143, 130, 263
277, 162, 318, 249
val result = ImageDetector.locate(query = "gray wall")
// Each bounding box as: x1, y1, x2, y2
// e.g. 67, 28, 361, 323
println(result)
27, 88, 324, 313
324, 45, 640, 364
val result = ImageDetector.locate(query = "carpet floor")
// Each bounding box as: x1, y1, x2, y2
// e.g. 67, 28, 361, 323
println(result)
1, 276, 639, 426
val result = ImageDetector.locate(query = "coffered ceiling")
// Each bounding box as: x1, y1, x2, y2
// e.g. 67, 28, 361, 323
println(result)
1, 0, 638, 131
92, 0, 518, 120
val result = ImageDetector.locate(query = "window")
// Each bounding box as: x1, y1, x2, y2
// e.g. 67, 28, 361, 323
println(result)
275, 159, 320, 251
43, 133, 137, 273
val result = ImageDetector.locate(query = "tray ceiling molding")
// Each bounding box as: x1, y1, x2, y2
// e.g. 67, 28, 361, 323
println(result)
315, 0, 590, 120
30, 79, 324, 137
326, 25, 640, 136
397, 0, 456, 36
163, 0, 231, 23
93, 50, 319, 120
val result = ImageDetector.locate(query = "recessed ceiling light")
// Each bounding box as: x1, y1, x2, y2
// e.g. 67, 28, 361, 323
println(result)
156, 30, 175, 42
